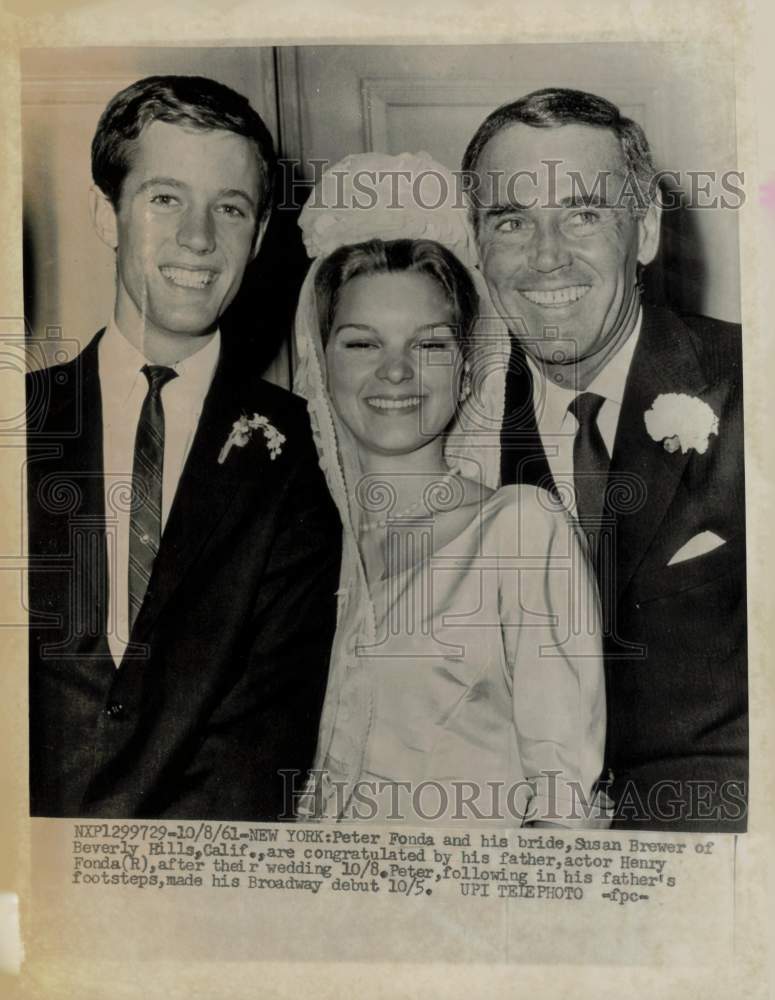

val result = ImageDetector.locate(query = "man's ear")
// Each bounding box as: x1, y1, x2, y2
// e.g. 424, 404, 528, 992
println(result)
90, 185, 119, 250
250, 212, 270, 260
637, 200, 661, 267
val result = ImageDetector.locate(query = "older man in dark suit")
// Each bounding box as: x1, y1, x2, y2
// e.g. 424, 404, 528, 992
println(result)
463, 88, 747, 831
26, 75, 341, 820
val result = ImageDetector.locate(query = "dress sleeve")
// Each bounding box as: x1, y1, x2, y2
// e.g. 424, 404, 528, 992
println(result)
497, 488, 606, 827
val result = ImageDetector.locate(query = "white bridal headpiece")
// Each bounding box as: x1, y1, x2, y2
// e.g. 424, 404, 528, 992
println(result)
298, 150, 478, 267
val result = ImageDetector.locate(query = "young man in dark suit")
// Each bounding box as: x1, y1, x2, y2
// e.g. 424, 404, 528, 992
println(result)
26, 75, 342, 821
463, 88, 747, 831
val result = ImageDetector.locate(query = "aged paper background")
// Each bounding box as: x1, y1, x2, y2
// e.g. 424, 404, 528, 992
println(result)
1, 0, 774, 997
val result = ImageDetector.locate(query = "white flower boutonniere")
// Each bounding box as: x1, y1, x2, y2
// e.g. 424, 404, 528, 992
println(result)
218, 413, 286, 465
644, 393, 719, 455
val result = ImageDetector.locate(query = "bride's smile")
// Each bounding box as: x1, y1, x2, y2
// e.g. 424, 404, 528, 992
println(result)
364, 394, 423, 412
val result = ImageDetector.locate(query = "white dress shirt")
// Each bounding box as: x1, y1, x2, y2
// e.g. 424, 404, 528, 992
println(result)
98, 321, 221, 664
525, 311, 642, 517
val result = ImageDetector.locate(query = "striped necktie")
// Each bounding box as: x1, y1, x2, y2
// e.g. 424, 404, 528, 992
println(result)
568, 391, 609, 540
128, 364, 177, 633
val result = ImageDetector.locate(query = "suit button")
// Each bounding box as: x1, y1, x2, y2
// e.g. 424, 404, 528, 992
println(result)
106, 702, 124, 719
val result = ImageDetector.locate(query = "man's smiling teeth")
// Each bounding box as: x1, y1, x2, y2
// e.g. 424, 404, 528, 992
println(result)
367, 396, 421, 410
160, 266, 215, 289
520, 285, 590, 307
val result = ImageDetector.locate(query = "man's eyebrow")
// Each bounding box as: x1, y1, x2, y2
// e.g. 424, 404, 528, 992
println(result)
218, 187, 257, 210
482, 202, 533, 219
135, 178, 257, 210
558, 193, 615, 208
482, 194, 616, 217
136, 177, 186, 194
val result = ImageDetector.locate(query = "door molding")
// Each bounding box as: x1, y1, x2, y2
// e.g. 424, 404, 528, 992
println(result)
361, 77, 662, 156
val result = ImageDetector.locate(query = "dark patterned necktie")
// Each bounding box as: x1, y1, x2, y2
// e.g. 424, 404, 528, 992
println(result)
128, 364, 177, 632
568, 392, 609, 537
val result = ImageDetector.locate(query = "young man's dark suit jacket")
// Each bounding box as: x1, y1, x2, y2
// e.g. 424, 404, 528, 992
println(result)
500, 305, 748, 832
27, 330, 342, 821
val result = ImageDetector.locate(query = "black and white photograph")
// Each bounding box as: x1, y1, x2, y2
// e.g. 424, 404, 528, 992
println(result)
22, 41, 747, 830
1, 3, 773, 998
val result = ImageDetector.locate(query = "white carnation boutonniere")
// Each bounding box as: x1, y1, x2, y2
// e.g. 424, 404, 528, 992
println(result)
218, 413, 286, 465
644, 393, 719, 455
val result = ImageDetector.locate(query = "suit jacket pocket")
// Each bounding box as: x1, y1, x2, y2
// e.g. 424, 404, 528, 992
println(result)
629, 531, 746, 606
622, 531, 747, 666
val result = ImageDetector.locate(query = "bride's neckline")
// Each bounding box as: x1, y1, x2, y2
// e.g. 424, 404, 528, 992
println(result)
359, 470, 461, 535
366, 485, 502, 585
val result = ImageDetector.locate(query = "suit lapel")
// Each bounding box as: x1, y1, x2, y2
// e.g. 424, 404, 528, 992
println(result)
34, 333, 109, 644
43, 332, 105, 488
126, 352, 264, 648
606, 307, 708, 600
73, 338, 109, 639
500, 338, 555, 491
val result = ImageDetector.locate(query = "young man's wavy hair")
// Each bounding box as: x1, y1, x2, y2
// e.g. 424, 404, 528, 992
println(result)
91, 74, 277, 224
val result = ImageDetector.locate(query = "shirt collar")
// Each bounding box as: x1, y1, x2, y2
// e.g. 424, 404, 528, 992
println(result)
98, 319, 221, 407
585, 307, 642, 407
526, 308, 643, 431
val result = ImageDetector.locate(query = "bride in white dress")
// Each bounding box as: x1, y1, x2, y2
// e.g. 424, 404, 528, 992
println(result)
293, 153, 606, 827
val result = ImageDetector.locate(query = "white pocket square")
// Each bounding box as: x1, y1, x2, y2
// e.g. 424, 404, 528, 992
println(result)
668, 531, 726, 566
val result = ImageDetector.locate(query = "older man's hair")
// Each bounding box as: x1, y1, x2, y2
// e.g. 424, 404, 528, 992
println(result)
91, 74, 277, 223
462, 87, 657, 221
